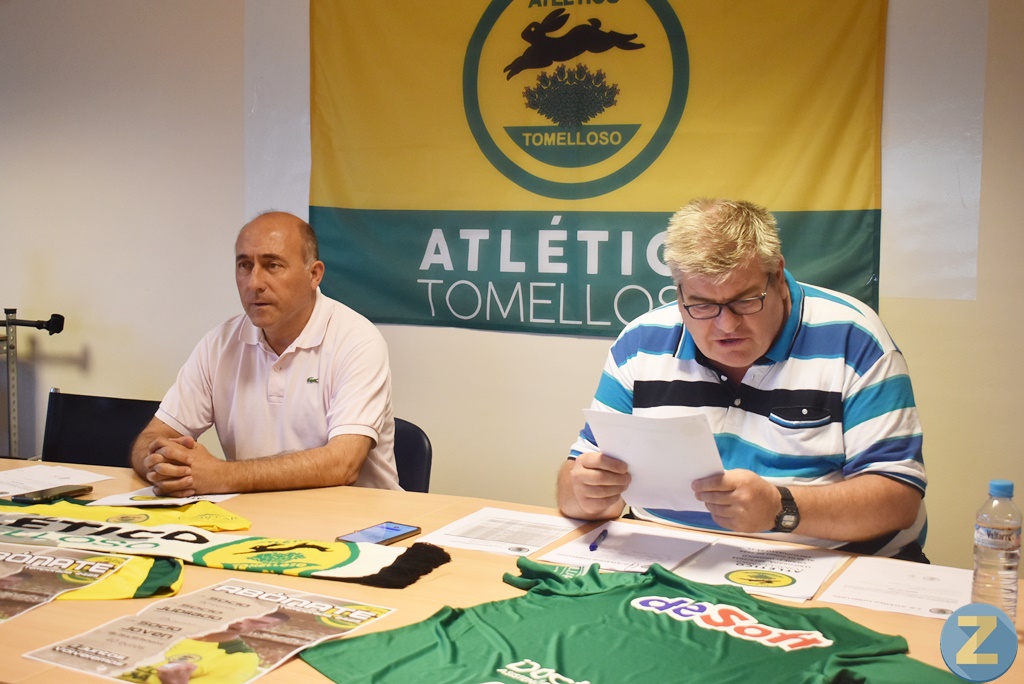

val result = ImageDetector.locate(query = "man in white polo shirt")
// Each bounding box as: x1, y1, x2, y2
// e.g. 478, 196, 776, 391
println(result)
131, 211, 399, 495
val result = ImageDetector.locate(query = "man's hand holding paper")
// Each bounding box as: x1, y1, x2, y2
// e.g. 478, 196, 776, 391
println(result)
692, 469, 786, 533
582, 410, 724, 513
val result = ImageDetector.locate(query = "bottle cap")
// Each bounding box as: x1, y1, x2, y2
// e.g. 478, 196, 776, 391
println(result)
989, 479, 1014, 498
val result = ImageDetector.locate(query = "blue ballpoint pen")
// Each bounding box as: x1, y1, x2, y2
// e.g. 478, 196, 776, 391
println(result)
588, 529, 608, 552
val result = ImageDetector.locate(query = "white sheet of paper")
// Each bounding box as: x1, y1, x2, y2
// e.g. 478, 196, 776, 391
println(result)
87, 486, 238, 507
417, 507, 582, 556
539, 520, 712, 573
817, 555, 972, 619
583, 409, 723, 511
674, 538, 846, 601
0, 464, 112, 498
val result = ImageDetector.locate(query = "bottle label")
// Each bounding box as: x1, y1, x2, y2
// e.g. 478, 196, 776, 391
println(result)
974, 524, 1022, 550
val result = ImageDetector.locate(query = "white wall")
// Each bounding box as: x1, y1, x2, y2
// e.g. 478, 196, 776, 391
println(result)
0, 0, 245, 454
3, 0, 1021, 569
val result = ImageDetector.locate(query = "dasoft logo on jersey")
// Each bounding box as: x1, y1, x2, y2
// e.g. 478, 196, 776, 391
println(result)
494, 657, 590, 684
632, 595, 834, 651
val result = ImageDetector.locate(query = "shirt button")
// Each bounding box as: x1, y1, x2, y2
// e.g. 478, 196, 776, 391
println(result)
733, 398, 741, 406
720, 375, 728, 382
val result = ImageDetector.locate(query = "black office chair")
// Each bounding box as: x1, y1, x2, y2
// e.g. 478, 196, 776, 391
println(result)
41, 388, 161, 468
393, 417, 432, 493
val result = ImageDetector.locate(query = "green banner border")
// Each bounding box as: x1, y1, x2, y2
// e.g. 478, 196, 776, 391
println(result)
310, 206, 879, 338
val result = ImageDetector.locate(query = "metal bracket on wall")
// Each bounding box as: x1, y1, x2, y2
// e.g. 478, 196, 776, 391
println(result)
2, 309, 64, 459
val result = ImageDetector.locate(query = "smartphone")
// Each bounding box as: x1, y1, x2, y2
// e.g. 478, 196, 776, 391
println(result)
12, 484, 93, 504
336, 521, 421, 545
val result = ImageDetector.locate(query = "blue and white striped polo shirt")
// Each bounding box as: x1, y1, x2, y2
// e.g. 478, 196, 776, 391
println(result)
569, 270, 927, 556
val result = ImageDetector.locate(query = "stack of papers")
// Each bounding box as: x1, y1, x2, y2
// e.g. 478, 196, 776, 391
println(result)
417, 507, 581, 556
0, 464, 111, 497
539, 524, 843, 601
539, 520, 710, 573
674, 538, 846, 601
818, 556, 972, 619
88, 487, 237, 507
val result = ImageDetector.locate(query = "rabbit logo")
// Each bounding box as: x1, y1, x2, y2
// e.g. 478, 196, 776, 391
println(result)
464, 1, 689, 200
503, 8, 646, 80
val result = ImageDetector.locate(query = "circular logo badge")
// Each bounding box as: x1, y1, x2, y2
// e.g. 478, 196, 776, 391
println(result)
107, 514, 150, 524
724, 569, 796, 588
194, 538, 355, 574
464, 0, 688, 199
939, 603, 1018, 682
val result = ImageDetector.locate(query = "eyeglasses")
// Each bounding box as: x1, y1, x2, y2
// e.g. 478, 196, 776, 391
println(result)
677, 276, 771, 320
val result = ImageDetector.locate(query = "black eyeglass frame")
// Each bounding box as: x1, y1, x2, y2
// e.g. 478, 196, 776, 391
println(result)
677, 275, 772, 320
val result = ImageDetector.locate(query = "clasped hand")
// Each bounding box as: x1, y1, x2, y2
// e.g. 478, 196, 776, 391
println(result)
141, 435, 219, 497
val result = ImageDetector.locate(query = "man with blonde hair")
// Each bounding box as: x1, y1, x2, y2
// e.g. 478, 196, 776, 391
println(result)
559, 198, 929, 560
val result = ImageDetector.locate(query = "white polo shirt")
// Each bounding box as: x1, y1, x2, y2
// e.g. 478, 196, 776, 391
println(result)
157, 290, 398, 489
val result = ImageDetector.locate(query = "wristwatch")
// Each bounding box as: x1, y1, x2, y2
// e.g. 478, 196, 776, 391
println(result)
773, 486, 800, 532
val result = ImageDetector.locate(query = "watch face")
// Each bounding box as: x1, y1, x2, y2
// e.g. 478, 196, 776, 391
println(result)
780, 513, 798, 531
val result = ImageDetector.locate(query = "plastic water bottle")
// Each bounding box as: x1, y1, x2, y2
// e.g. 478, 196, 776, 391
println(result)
971, 479, 1021, 620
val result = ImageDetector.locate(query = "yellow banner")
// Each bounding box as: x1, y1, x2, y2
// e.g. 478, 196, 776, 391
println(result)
311, 0, 884, 212
310, 0, 885, 335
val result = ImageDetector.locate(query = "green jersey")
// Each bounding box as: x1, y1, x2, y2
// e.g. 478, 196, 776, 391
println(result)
303, 558, 959, 683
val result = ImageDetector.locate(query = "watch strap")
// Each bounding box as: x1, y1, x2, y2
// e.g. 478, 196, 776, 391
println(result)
773, 485, 800, 532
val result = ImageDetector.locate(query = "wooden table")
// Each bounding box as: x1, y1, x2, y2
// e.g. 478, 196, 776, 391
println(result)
0, 461, 1018, 683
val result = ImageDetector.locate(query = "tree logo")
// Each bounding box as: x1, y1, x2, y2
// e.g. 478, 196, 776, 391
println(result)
725, 569, 797, 588
465, 1, 688, 199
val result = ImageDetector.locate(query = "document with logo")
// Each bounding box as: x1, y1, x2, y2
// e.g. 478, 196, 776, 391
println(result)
674, 538, 846, 601
583, 409, 723, 512
817, 556, 972, 619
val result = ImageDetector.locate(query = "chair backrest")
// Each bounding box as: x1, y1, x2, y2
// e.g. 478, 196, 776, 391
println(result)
41, 389, 161, 468
393, 417, 432, 493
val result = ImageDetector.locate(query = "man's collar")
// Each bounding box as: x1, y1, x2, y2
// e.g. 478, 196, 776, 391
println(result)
238, 289, 330, 354
290, 289, 330, 351
763, 269, 802, 363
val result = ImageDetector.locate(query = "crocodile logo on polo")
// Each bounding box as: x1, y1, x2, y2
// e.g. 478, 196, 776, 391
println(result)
465, 0, 689, 199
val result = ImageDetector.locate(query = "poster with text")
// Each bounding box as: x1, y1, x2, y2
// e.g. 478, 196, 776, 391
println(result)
27, 578, 393, 683
311, 0, 885, 336
0, 543, 129, 622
